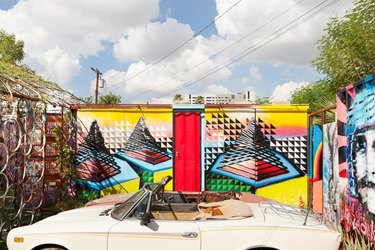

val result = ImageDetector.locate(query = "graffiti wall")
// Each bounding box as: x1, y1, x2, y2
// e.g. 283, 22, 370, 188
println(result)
309, 125, 323, 213
75, 107, 173, 197
337, 75, 375, 240
204, 105, 308, 206
322, 122, 341, 229
74, 105, 308, 206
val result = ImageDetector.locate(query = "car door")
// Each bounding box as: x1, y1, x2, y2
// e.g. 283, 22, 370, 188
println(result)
108, 217, 200, 250
107, 191, 201, 250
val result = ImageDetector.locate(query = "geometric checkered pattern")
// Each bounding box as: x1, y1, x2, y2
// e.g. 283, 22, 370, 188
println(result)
101, 120, 133, 154
117, 117, 171, 166
149, 124, 173, 153
269, 136, 308, 173
210, 118, 304, 188
77, 117, 133, 154
205, 172, 253, 192
204, 113, 246, 170
75, 121, 121, 182
259, 117, 307, 173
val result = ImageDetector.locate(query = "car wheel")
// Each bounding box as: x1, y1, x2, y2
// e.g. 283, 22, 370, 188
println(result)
35, 245, 68, 250
41, 248, 66, 250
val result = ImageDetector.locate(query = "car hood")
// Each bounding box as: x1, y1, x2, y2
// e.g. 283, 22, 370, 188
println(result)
36, 205, 114, 225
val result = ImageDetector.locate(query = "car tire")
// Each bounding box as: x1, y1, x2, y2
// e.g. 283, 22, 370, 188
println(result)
34, 245, 68, 250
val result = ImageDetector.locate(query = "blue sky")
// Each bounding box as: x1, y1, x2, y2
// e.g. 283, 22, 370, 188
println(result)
0, 0, 353, 103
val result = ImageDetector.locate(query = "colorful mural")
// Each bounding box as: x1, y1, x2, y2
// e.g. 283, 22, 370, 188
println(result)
74, 105, 308, 206
309, 125, 323, 213
204, 106, 308, 206
75, 107, 173, 196
337, 74, 375, 241
322, 122, 341, 229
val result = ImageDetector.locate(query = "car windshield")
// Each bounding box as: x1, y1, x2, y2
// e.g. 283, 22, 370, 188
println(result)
110, 182, 161, 220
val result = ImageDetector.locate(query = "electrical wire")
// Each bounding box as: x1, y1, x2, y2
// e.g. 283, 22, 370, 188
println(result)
126, 0, 304, 101
108, 0, 243, 88
150, 0, 340, 102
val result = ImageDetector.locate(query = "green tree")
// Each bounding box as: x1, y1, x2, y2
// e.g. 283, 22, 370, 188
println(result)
290, 80, 335, 111
255, 96, 272, 104
312, 0, 375, 91
98, 91, 121, 104
195, 95, 205, 104
173, 93, 183, 102
0, 30, 24, 64
292, 0, 375, 113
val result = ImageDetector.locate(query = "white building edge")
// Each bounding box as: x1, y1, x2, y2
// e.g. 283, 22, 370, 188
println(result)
188, 90, 256, 104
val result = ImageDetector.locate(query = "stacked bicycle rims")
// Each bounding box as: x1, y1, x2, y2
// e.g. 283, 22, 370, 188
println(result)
0, 81, 46, 240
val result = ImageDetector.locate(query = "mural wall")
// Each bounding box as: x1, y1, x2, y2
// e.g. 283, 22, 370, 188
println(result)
322, 122, 341, 229
75, 107, 173, 197
309, 125, 323, 213
204, 106, 308, 206
74, 105, 308, 206
337, 75, 375, 240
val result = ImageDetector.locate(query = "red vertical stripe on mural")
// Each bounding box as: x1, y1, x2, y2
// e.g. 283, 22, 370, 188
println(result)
174, 112, 201, 192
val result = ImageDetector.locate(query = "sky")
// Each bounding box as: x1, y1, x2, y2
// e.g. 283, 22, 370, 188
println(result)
0, 0, 353, 103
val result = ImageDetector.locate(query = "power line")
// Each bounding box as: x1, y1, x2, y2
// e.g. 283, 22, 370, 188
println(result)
150, 0, 340, 102
126, 0, 304, 101
108, 0, 243, 88
152, 0, 339, 101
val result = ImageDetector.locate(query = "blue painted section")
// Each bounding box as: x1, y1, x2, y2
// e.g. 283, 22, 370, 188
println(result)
115, 151, 173, 173
210, 151, 303, 188
79, 156, 139, 190
200, 112, 206, 190
172, 104, 205, 110
309, 125, 323, 179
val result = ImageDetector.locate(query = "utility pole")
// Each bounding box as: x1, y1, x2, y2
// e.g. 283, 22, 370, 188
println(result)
91, 67, 102, 104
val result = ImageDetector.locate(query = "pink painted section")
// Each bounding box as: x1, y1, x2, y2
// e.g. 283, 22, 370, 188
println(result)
313, 180, 323, 214
337, 135, 348, 147
345, 84, 356, 100
336, 96, 347, 122
272, 126, 307, 137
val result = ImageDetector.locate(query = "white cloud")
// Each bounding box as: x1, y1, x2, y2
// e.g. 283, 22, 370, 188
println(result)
249, 66, 262, 81
271, 81, 309, 103
35, 47, 81, 84
204, 83, 230, 95
0, 0, 354, 100
0, 0, 159, 84
114, 18, 194, 62
89, 69, 127, 101
214, 0, 353, 66
149, 97, 174, 104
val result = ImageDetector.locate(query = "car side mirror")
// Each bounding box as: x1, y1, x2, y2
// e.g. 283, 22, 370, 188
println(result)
140, 212, 151, 226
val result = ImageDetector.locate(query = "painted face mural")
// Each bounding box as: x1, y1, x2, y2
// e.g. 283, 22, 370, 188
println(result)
337, 75, 375, 241
355, 128, 375, 214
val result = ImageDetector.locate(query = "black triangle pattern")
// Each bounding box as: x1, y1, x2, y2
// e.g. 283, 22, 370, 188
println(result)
204, 113, 246, 170
118, 117, 168, 154
269, 135, 308, 173
75, 120, 121, 182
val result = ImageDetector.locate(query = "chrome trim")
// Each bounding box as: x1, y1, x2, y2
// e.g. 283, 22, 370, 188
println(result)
181, 232, 198, 238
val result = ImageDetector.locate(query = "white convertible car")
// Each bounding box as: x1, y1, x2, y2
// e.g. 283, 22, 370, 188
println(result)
7, 176, 341, 250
